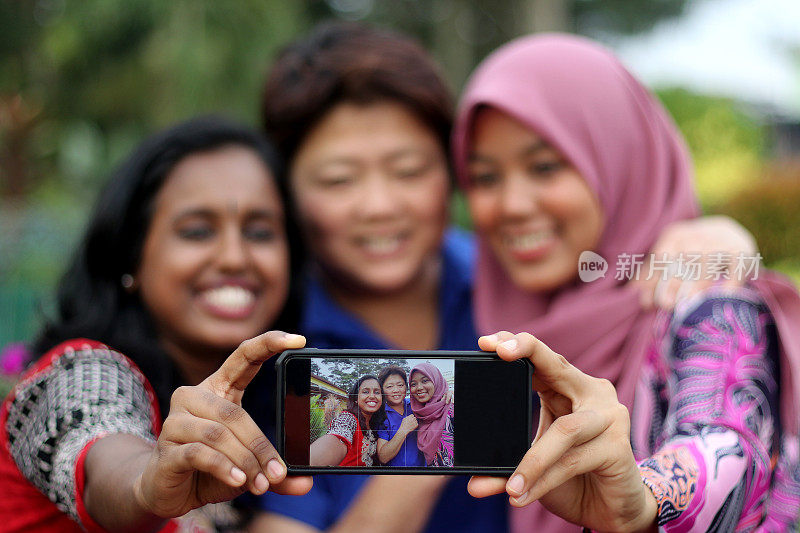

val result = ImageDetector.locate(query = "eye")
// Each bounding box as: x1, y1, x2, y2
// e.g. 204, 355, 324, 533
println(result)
394, 165, 427, 180
529, 159, 564, 177
468, 171, 499, 188
315, 174, 354, 188
178, 225, 214, 240
243, 225, 276, 242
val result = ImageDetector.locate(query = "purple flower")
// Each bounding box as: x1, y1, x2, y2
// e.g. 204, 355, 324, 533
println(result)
0, 343, 30, 376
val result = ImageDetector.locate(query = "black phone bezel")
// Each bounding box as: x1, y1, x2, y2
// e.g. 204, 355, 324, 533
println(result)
276, 348, 534, 475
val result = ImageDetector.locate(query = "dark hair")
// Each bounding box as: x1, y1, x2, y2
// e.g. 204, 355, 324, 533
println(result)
346, 374, 385, 435
261, 21, 454, 164
378, 365, 408, 388
34, 116, 304, 417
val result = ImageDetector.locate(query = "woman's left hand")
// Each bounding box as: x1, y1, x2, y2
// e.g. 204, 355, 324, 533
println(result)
632, 215, 758, 310
469, 332, 657, 533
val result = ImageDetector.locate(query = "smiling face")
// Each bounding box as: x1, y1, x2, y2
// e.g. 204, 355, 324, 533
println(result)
409, 370, 435, 404
466, 107, 604, 292
135, 145, 289, 356
289, 101, 450, 294
357, 378, 383, 414
382, 373, 408, 407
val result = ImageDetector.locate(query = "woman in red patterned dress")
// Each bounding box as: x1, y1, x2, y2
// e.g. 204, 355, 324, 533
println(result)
0, 116, 311, 532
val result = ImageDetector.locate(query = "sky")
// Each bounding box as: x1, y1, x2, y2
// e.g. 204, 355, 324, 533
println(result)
611, 0, 800, 118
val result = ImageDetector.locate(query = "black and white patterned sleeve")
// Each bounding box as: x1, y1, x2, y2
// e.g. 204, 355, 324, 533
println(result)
328, 411, 357, 445
4, 342, 158, 524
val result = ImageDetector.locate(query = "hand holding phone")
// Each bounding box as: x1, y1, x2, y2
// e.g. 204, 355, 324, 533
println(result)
469, 332, 657, 532
277, 349, 534, 475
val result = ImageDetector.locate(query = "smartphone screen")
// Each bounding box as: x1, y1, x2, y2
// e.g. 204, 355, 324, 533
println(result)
277, 349, 533, 475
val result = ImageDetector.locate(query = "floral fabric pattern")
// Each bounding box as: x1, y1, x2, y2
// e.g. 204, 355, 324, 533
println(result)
430, 404, 454, 467
632, 290, 800, 531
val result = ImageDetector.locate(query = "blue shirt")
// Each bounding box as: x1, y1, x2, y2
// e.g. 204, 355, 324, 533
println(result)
258, 228, 508, 532
375, 397, 425, 467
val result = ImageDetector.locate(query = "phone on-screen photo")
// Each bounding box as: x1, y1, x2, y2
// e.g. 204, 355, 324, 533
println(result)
276, 349, 534, 475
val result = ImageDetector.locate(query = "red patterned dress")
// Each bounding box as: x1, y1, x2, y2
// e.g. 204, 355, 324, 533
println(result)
0, 339, 241, 533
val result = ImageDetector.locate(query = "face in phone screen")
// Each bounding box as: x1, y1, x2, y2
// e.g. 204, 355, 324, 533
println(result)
311, 358, 455, 467
284, 355, 531, 470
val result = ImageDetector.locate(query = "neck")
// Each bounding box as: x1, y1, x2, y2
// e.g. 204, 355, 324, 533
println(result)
389, 402, 405, 415
363, 412, 372, 426
161, 338, 227, 386
321, 257, 442, 350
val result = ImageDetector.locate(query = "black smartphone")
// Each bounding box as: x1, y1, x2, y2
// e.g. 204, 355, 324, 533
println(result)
276, 348, 533, 475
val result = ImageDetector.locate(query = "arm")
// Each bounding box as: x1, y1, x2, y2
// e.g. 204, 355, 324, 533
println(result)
309, 434, 348, 466
6, 332, 312, 532
637, 294, 781, 531
249, 476, 450, 533
633, 215, 758, 309
376, 414, 418, 464
469, 332, 658, 532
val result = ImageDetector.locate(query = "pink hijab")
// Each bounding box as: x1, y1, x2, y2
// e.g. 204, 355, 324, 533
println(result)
452, 33, 800, 532
409, 363, 450, 464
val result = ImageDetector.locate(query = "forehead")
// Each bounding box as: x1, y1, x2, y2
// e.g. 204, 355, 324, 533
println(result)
297, 101, 441, 161
383, 374, 406, 384
471, 106, 544, 149
154, 145, 282, 214
360, 378, 380, 389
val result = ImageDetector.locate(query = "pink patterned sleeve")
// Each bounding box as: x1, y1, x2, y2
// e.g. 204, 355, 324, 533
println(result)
637, 292, 799, 531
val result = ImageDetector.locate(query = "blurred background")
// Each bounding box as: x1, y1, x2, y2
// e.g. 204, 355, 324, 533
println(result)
2, 0, 799, 357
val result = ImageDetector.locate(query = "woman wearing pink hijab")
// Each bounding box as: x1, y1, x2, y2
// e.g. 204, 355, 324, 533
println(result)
409, 363, 454, 466
452, 34, 800, 532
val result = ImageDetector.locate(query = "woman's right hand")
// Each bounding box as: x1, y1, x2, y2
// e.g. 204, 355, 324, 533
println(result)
399, 414, 419, 435
469, 332, 657, 533
133, 331, 313, 518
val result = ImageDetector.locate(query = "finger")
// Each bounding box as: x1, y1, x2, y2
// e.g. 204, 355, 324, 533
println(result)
468, 476, 508, 498
183, 388, 286, 485
173, 441, 249, 490
163, 413, 267, 495
505, 410, 610, 502
269, 476, 314, 496
205, 331, 306, 402
478, 331, 515, 352
496, 332, 588, 399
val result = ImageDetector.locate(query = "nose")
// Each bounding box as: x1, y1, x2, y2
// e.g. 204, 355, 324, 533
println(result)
216, 225, 250, 272
356, 173, 402, 219
499, 174, 538, 220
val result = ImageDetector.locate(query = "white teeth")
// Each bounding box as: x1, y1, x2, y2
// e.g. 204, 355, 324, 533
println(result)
203, 286, 255, 311
506, 230, 554, 251
361, 235, 402, 254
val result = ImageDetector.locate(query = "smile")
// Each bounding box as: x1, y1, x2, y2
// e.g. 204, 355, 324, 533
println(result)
355, 232, 409, 257
503, 229, 556, 259
199, 285, 256, 318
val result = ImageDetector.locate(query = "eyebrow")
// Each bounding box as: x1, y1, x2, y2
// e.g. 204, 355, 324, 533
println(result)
172, 207, 278, 223
469, 140, 550, 163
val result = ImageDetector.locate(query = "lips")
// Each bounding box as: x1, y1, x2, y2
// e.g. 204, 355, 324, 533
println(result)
198, 285, 257, 319
354, 231, 410, 258
363, 399, 380, 410
503, 228, 557, 261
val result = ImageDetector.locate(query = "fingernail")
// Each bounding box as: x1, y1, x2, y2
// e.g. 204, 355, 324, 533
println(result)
484, 334, 499, 343
511, 490, 529, 505
267, 458, 285, 479
499, 339, 518, 351
255, 472, 269, 494
507, 473, 525, 495
230, 467, 246, 484
283, 332, 303, 341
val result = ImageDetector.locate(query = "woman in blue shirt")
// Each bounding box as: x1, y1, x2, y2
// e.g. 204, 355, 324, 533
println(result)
376, 366, 425, 467
252, 21, 508, 533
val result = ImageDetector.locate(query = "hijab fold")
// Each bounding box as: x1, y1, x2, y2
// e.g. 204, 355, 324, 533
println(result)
409, 363, 450, 464
452, 33, 800, 533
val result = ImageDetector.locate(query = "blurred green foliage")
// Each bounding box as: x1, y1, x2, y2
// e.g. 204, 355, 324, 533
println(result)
1, 0, 795, 351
